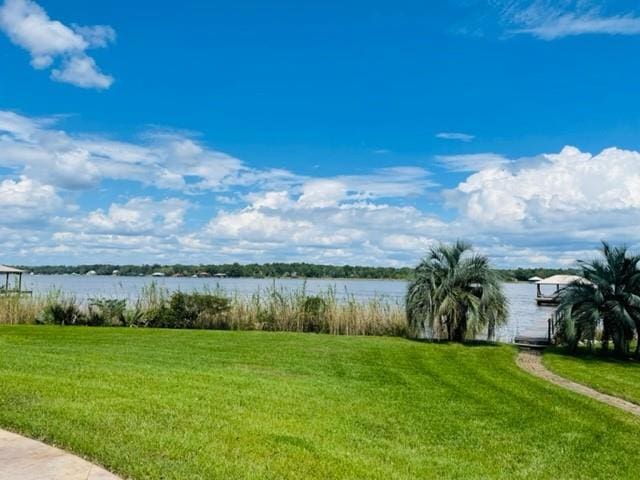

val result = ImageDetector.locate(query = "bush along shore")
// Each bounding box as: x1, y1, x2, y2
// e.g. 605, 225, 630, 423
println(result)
0, 283, 407, 337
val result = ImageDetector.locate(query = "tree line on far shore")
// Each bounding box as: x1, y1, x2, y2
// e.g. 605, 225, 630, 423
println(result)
16, 262, 576, 281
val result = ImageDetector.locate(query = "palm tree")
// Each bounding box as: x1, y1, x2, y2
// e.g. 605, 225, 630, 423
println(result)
556, 243, 640, 358
406, 241, 508, 342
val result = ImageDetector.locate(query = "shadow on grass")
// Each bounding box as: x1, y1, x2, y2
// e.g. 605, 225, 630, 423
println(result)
546, 345, 640, 366
406, 337, 501, 348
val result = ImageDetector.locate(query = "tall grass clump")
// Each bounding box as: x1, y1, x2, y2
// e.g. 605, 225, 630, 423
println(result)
0, 295, 44, 325
0, 289, 70, 325
230, 283, 406, 336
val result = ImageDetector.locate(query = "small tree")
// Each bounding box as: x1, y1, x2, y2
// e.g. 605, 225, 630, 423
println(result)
406, 241, 508, 341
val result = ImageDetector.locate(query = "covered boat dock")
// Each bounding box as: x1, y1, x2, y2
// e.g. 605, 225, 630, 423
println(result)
535, 274, 587, 306
0, 265, 31, 296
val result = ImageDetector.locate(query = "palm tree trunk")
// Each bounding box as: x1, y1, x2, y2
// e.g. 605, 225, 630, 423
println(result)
601, 327, 610, 355
455, 316, 467, 342
487, 320, 495, 342
612, 330, 626, 358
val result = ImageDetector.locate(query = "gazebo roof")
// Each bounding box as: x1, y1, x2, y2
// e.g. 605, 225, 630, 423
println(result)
536, 274, 587, 285
0, 265, 24, 274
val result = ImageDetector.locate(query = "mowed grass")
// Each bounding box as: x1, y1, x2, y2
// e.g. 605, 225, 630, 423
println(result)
1, 327, 639, 479
544, 349, 640, 405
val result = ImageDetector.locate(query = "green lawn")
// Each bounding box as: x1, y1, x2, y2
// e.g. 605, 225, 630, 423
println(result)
544, 349, 640, 405
1, 327, 639, 479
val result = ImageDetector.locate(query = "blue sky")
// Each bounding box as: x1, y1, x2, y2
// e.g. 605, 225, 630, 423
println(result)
2, 0, 640, 267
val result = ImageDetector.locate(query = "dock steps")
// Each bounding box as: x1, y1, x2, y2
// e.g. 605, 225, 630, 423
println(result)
514, 336, 550, 349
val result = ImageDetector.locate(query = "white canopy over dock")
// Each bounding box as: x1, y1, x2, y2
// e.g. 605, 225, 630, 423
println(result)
536, 274, 586, 286
535, 274, 589, 305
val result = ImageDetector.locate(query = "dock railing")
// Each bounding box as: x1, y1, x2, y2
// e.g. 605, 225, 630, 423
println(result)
547, 310, 562, 344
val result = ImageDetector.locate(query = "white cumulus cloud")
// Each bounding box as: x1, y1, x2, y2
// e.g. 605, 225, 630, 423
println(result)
82, 198, 191, 235
202, 189, 447, 265
0, 176, 64, 223
4, 108, 640, 267
450, 146, 640, 238
51, 54, 113, 89
0, 0, 114, 88
0, 111, 246, 191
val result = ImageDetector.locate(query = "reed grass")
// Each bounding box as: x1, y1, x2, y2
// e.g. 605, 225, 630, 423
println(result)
0, 296, 40, 325
227, 285, 407, 336
0, 289, 67, 325
0, 283, 407, 337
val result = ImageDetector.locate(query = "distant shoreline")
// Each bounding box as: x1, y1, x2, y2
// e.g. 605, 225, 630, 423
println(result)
13, 263, 579, 282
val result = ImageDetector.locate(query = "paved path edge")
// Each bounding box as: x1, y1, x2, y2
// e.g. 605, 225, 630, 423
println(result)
0, 428, 122, 480
516, 349, 640, 417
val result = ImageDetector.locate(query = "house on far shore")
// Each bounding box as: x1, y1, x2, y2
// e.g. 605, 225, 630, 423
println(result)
213, 273, 227, 278
86, 270, 97, 276
527, 276, 543, 283
151, 272, 166, 277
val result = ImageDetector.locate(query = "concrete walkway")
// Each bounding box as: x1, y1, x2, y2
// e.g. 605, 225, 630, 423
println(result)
0, 429, 122, 480
517, 349, 640, 417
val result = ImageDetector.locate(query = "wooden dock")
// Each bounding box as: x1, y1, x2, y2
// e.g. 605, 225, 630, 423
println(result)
514, 314, 556, 348
0, 289, 33, 296
514, 336, 550, 349
536, 295, 560, 306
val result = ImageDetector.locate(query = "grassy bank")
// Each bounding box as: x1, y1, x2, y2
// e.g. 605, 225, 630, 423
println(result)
544, 348, 640, 405
1, 327, 639, 479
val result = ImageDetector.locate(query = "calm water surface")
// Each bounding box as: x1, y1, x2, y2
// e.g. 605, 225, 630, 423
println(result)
21, 276, 554, 343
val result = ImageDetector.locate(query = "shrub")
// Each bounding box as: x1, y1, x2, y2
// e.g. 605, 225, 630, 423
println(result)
186, 293, 232, 329
38, 299, 85, 325
300, 296, 326, 333
138, 282, 172, 328
146, 292, 232, 329
122, 307, 146, 327
144, 303, 174, 328
88, 298, 127, 326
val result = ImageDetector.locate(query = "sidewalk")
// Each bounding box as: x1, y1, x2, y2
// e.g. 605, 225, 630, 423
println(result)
0, 429, 122, 480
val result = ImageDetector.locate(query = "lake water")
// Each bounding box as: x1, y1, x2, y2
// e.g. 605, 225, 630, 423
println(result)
19, 275, 555, 343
